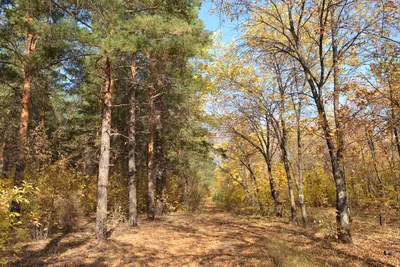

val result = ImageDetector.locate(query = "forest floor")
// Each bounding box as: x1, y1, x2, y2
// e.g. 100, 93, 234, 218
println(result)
5, 201, 400, 267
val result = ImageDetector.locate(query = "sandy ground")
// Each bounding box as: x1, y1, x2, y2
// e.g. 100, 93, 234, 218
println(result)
6, 201, 400, 266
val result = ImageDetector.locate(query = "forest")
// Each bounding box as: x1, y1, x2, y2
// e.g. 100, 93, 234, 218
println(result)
0, 0, 399, 266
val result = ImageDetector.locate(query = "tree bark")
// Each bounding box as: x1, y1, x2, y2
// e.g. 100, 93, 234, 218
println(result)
304, 70, 352, 243
128, 60, 138, 227
264, 119, 281, 216
242, 159, 264, 211
40, 96, 45, 131
147, 84, 156, 220
12, 13, 36, 213
0, 120, 8, 178
279, 101, 297, 223
367, 133, 386, 226
266, 157, 281, 216
0, 110, 10, 178
155, 97, 167, 216
330, 7, 352, 242
95, 56, 113, 240
294, 95, 307, 224
274, 64, 297, 223
230, 115, 281, 215
283, 0, 353, 243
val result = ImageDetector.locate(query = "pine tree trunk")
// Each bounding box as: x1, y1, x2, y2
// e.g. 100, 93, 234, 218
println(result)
155, 95, 167, 216
12, 14, 36, 213
95, 56, 113, 240
128, 60, 138, 226
147, 84, 156, 220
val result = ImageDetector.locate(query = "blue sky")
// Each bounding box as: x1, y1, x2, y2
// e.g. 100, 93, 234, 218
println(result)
198, 1, 239, 43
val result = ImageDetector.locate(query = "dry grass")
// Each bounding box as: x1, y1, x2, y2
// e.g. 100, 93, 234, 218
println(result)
4, 201, 400, 267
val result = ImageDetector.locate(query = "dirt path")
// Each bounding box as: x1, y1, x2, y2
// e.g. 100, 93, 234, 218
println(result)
9, 201, 400, 266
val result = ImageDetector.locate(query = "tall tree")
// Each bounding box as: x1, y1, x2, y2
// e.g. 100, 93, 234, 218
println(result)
128, 58, 138, 226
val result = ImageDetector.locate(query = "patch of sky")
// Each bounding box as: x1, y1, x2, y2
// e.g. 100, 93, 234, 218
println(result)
198, 0, 241, 44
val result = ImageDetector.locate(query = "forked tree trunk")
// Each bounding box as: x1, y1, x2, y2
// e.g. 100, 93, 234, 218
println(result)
147, 84, 156, 220
128, 60, 138, 226
95, 56, 113, 240
12, 14, 36, 213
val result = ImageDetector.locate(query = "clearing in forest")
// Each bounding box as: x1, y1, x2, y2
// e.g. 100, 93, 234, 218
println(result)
8, 201, 400, 267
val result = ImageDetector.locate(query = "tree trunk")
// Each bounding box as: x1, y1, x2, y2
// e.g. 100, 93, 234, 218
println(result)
276, 71, 297, 223
389, 84, 400, 159
248, 163, 264, 211
367, 133, 386, 226
280, 131, 297, 223
147, 84, 156, 220
264, 118, 282, 216
241, 168, 254, 207
95, 56, 113, 240
330, 9, 352, 243
241, 158, 264, 211
266, 159, 281, 216
307, 74, 352, 243
128, 60, 138, 227
0, 111, 9, 178
295, 97, 307, 224
12, 14, 36, 213
40, 96, 45, 131
155, 94, 167, 216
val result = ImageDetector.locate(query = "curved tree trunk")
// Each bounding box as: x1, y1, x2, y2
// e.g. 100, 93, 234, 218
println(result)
95, 56, 113, 240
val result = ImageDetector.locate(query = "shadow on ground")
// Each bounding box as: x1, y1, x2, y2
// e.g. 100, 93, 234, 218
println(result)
7, 201, 399, 266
